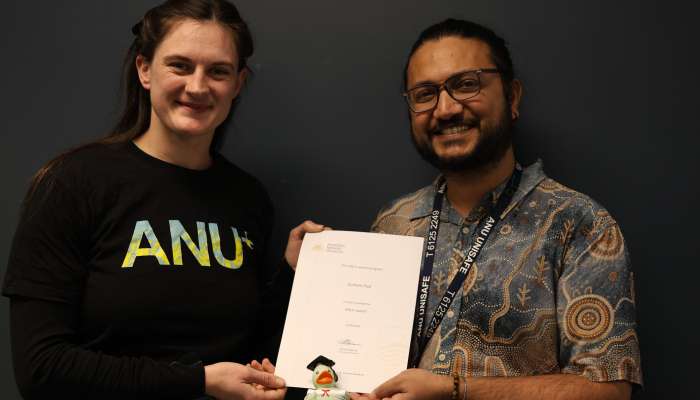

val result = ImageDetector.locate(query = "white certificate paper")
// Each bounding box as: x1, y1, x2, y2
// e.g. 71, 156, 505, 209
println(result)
275, 230, 424, 394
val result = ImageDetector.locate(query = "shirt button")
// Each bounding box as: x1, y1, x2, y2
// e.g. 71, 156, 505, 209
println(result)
447, 310, 455, 318
438, 353, 446, 361
461, 227, 470, 235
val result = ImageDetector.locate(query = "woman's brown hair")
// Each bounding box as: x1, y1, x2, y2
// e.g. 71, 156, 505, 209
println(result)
26, 0, 253, 202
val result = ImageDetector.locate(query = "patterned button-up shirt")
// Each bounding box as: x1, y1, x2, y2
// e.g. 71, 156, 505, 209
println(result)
371, 161, 642, 385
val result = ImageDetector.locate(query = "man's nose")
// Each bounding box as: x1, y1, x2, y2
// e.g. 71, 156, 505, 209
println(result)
433, 89, 463, 120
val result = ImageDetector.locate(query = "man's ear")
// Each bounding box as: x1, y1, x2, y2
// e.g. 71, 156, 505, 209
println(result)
509, 79, 523, 120
135, 54, 151, 90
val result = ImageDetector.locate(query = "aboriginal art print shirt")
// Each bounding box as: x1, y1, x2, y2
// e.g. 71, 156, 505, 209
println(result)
371, 161, 642, 385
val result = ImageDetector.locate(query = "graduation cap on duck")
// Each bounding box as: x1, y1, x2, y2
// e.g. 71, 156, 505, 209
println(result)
307, 355, 338, 388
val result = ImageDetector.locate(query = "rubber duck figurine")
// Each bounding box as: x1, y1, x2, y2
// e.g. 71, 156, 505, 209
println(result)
304, 355, 347, 400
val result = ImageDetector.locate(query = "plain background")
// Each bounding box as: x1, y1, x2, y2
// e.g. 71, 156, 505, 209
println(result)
1, 1, 697, 399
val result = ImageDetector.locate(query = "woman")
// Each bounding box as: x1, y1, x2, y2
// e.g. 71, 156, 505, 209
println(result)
2, 0, 320, 398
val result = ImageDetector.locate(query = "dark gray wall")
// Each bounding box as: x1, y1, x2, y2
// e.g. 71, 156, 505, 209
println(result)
1, 1, 696, 399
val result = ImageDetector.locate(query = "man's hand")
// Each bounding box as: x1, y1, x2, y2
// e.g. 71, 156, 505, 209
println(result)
284, 220, 328, 270
370, 369, 453, 400
366, 370, 633, 400
204, 362, 286, 400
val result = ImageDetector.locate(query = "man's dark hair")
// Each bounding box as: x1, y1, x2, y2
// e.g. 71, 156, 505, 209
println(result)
404, 18, 515, 100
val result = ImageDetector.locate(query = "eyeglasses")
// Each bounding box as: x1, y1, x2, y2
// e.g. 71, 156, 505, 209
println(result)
403, 68, 501, 113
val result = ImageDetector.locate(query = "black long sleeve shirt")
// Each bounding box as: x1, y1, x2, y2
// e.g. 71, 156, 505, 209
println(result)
3, 142, 293, 399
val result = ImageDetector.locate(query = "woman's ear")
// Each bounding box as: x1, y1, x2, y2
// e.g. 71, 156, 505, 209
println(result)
135, 54, 151, 90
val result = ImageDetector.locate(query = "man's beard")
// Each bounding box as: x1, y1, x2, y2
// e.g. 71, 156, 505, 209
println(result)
411, 105, 513, 174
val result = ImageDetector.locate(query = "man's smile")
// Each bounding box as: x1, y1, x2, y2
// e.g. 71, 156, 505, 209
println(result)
439, 124, 474, 136
430, 123, 479, 143
431, 119, 479, 137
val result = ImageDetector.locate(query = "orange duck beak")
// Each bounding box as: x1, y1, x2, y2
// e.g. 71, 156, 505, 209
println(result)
316, 370, 334, 385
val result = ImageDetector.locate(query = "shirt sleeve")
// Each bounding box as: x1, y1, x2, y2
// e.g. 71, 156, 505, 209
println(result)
250, 182, 296, 362
10, 297, 204, 399
2, 171, 91, 304
256, 259, 295, 362
556, 210, 643, 385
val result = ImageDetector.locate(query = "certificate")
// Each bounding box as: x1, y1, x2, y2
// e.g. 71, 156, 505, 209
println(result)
275, 230, 424, 394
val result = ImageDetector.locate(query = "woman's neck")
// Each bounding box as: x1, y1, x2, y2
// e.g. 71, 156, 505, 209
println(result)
134, 119, 214, 170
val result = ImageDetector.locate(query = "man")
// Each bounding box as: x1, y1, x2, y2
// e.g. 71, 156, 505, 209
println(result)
365, 19, 642, 400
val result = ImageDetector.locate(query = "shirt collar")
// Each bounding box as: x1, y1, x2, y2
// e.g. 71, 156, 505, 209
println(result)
409, 159, 547, 221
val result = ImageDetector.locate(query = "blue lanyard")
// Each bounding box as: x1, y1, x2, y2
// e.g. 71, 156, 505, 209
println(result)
408, 168, 522, 368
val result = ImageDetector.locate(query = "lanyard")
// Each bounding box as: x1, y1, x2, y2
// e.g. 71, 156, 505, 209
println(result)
408, 168, 522, 368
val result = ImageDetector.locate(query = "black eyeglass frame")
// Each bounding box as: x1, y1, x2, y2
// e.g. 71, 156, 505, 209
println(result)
403, 68, 501, 113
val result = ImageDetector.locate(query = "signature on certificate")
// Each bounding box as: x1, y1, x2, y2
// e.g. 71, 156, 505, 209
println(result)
337, 338, 360, 346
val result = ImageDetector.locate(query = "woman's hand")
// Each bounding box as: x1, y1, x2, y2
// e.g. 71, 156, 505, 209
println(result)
284, 220, 328, 270
248, 358, 280, 390
204, 362, 286, 400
